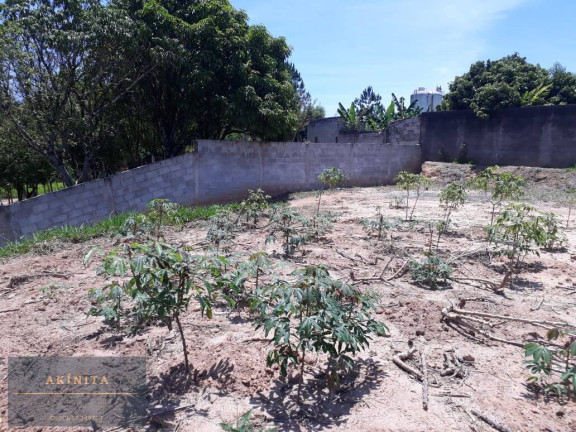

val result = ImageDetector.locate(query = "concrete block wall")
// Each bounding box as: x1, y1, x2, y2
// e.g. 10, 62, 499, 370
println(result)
387, 117, 421, 145
0, 140, 421, 243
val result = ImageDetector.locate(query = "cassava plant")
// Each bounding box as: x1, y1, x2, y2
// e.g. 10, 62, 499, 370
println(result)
486, 203, 556, 291
394, 171, 431, 221
237, 189, 271, 228
436, 182, 467, 248
206, 209, 237, 252
85, 242, 228, 371
265, 207, 311, 257
524, 327, 576, 398
147, 199, 182, 239
471, 166, 525, 225
253, 265, 387, 401
408, 253, 453, 289
359, 207, 400, 245
317, 167, 348, 214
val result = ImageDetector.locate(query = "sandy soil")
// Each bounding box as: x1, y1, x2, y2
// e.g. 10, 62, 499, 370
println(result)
1, 164, 576, 432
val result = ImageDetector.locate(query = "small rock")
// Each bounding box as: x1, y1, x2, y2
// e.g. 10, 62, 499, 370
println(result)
556, 410, 565, 417
416, 329, 425, 336
462, 354, 475, 363
250, 374, 257, 381
241, 379, 251, 387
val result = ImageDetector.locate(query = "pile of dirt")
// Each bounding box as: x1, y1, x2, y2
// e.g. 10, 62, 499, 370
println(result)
422, 161, 576, 192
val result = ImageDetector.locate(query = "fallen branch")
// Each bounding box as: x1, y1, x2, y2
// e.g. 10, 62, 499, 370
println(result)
0, 308, 19, 314
470, 409, 515, 432
443, 305, 574, 329
392, 348, 423, 381
387, 260, 409, 281
335, 248, 364, 264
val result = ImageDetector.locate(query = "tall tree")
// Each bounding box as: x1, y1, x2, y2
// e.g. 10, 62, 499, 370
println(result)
440, 53, 576, 118
288, 62, 324, 141
0, 0, 148, 186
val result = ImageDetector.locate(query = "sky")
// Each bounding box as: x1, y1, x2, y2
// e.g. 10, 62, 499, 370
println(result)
230, 0, 576, 116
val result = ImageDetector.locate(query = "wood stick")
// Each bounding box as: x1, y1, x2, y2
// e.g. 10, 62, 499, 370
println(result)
470, 409, 515, 432
445, 305, 575, 328
0, 308, 19, 314
392, 349, 423, 381
387, 260, 409, 281
420, 352, 429, 411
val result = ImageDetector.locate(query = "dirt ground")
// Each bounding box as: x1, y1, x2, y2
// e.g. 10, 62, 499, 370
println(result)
1, 163, 575, 432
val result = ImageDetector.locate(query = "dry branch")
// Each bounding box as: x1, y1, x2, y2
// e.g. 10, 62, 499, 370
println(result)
392, 348, 424, 381
420, 352, 429, 411
470, 409, 515, 432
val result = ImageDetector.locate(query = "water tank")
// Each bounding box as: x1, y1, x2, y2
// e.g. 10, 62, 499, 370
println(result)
410, 86, 444, 112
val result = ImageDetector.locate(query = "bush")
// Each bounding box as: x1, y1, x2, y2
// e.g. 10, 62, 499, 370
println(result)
409, 253, 453, 288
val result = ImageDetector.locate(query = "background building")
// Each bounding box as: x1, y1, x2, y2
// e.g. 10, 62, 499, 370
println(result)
410, 87, 444, 112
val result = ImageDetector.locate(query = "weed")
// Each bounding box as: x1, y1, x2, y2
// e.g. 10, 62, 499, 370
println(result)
220, 409, 277, 432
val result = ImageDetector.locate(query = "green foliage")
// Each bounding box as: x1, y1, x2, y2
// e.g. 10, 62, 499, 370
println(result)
471, 166, 525, 224
86, 241, 236, 370
253, 265, 387, 395
541, 213, 566, 249
359, 207, 400, 244
337, 87, 422, 133
441, 53, 576, 118
0, 204, 230, 259
265, 208, 311, 256
394, 171, 431, 221
436, 182, 467, 247
317, 167, 348, 213
238, 189, 271, 228
409, 254, 453, 288
220, 410, 277, 432
524, 328, 576, 398
486, 203, 558, 288
206, 209, 238, 252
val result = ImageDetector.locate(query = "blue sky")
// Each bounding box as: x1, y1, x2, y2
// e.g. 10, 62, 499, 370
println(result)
230, 0, 576, 116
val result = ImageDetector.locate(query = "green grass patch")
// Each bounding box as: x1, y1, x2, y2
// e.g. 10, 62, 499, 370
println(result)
0, 203, 235, 259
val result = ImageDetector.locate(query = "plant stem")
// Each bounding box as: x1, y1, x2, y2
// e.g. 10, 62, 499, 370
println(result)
175, 314, 190, 372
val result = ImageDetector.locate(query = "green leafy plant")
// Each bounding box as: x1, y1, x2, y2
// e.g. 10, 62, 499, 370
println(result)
471, 167, 525, 225
253, 265, 387, 400
147, 199, 182, 239
388, 195, 405, 209
524, 327, 576, 398
265, 208, 311, 257
317, 167, 348, 213
85, 242, 230, 371
394, 171, 431, 221
220, 409, 277, 432
436, 182, 467, 248
206, 209, 237, 252
409, 253, 453, 289
237, 189, 271, 228
359, 207, 399, 244
541, 213, 566, 249
486, 203, 554, 290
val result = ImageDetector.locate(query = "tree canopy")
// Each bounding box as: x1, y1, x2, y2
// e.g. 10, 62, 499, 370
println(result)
440, 53, 576, 118
0, 0, 317, 193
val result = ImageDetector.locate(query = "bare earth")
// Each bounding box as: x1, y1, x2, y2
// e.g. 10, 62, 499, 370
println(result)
1, 163, 575, 432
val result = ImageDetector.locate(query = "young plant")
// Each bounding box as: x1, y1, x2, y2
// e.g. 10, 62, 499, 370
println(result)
206, 209, 237, 252
486, 203, 554, 290
253, 265, 387, 401
147, 198, 182, 239
471, 167, 525, 225
86, 242, 226, 371
317, 167, 348, 213
237, 189, 271, 228
541, 212, 566, 249
394, 171, 431, 221
220, 410, 277, 432
566, 187, 576, 228
265, 207, 311, 257
409, 253, 453, 289
436, 182, 467, 248
359, 207, 399, 244
524, 328, 576, 398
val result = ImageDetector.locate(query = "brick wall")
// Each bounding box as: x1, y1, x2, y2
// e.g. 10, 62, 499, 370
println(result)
0, 140, 421, 243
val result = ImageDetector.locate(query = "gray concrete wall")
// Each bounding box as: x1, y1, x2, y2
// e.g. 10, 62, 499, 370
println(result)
0, 140, 421, 243
420, 105, 576, 167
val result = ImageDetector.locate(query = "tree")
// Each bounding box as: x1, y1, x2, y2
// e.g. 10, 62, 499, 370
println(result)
288, 63, 325, 141
441, 53, 576, 118
0, 0, 148, 186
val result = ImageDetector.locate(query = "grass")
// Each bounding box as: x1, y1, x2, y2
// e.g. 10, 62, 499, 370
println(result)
0, 203, 236, 259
